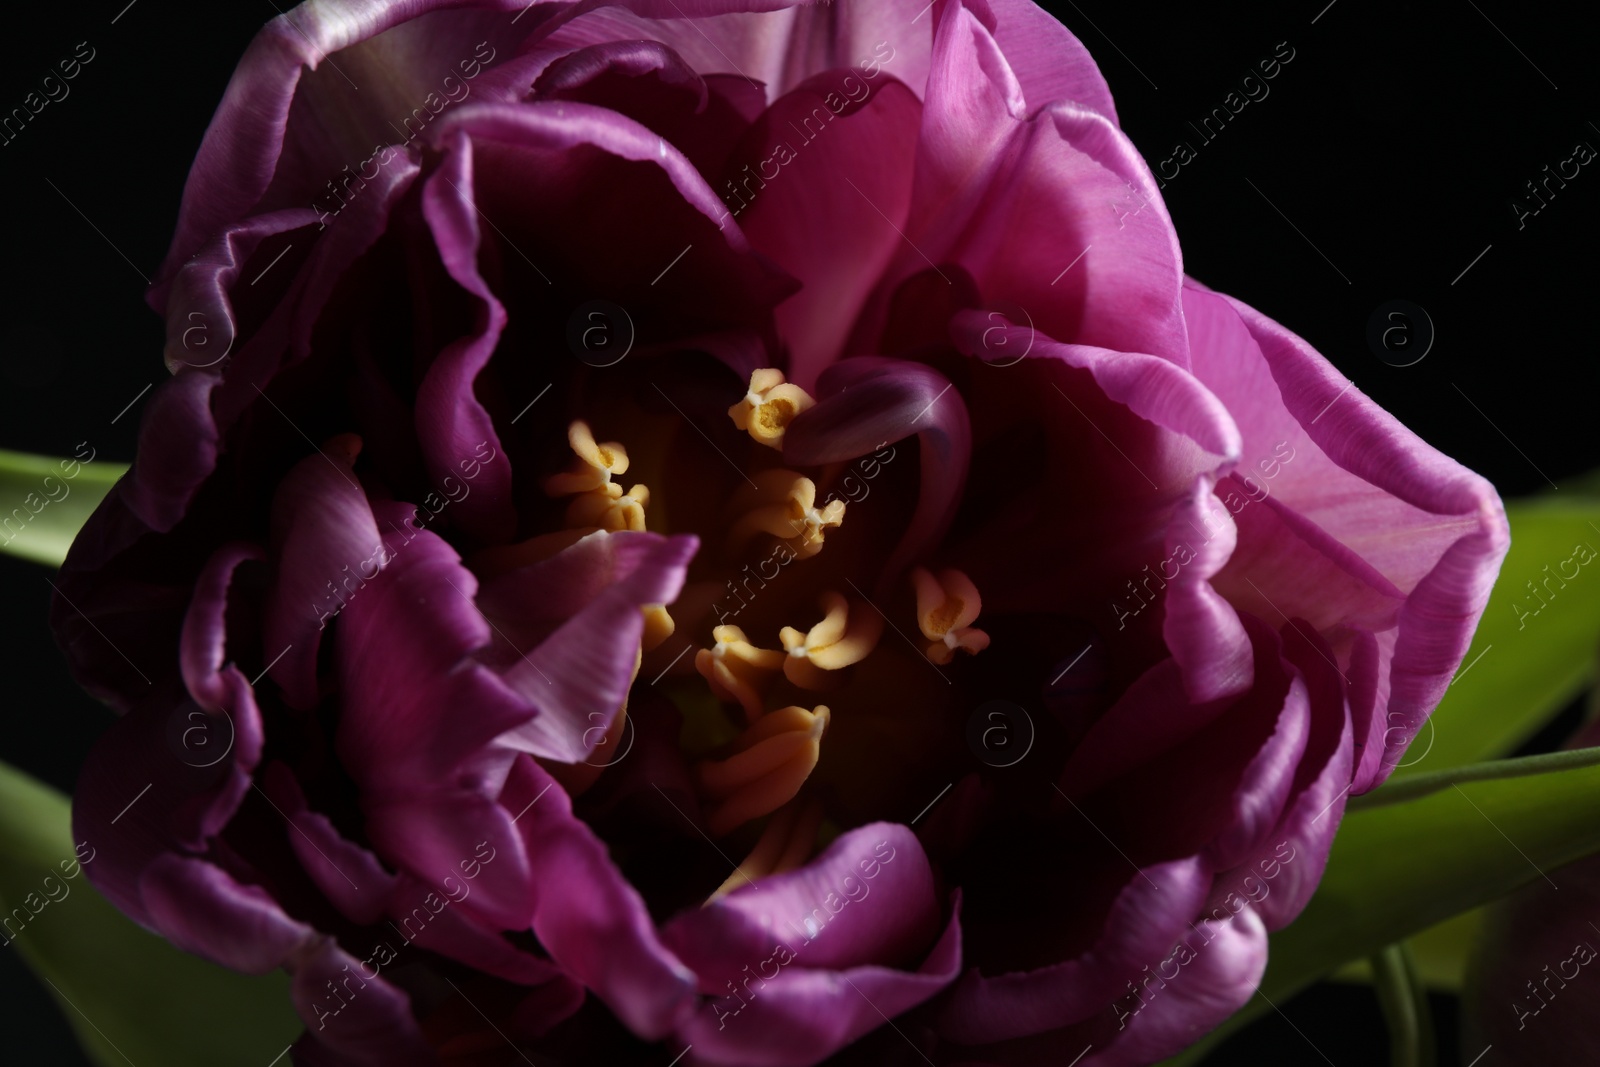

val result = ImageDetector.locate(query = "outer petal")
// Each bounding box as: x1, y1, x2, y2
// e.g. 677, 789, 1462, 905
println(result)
415, 134, 518, 543
663, 824, 961, 1066
260, 762, 398, 925
261, 764, 575, 992
483, 530, 699, 763
120, 369, 226, 534
938, 856, 1212, 1044
364, 790, 536, 934
729, 71, 923, 388
336, 500, 532, 792
157, 207, 313, 375
1212, 620, 1354, 931
681, 916, 962, 1067
1087, 906, 1268, 1067
124, 858, 435, 1065
1220, 478, 1408, 639
558, 0, 935, 106
263, 438, 386, 710
1183, 280, 1509, 787
1161, 475, 1253, 704
505, 756, 700, 1038
984, 0, 1118, 122
948, 316, 1239, 460
1064, 616, 1298, 869
155, 0, 516, 295
664, 824, 941, 969
72, 544, 267, 926
859, 2, 1185, 366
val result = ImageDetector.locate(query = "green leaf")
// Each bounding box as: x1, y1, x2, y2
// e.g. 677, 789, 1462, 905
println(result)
1331, 907, 1485, 991
1171, 749, 1600, 1063
1390, 500, 1600, 778
0, 449, 126, 567
0, 760, 301, 1066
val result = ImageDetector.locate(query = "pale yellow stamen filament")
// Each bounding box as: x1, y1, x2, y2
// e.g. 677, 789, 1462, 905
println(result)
641, 605, 675, 653
779, 592, 884, 689
566, 481, 650, 532
543, 421, 651, 532
729, 469, 845, 560
728, 368, 815, 449
911, 566, 991, 665
706, 797, 825, 903
696, 705, 829, 837
544, 421, 631, 496
695, 625, 784, 722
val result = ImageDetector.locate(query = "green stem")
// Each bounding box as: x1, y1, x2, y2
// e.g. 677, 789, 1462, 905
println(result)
1349, 745, 1600, 812
1370, 942, 1436, 1067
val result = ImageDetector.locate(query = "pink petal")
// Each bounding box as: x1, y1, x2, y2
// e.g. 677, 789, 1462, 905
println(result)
262, 440, 386, 710
730, 70, 923, 388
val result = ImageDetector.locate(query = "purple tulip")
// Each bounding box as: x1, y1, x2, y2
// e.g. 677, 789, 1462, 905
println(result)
52, 1, 1508, 1064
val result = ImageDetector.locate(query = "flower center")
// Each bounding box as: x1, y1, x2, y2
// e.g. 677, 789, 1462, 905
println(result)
525, 369, 993, 862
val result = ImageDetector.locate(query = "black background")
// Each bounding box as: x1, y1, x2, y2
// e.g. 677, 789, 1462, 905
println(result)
0, 1, 1594, 1063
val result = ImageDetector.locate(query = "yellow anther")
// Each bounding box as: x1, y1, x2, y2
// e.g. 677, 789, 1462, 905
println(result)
778, 592, 884, 690
696, 705, 829, 837
641, 605, 675, 653
911, 566, 991, 665
728, 368, 814, 449
706, 796, 824, 903
695, 625, 784, 722
730, 469, 845, 560
566, 481, 650, 532
544, 421, 630, 496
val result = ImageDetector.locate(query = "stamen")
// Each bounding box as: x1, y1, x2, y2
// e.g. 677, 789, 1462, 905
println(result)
779, 592, 884, 689
695, 705, 829, 837
641, 605, 675, 652
728, 368, 815, 449
566, 481, 650, 532
544, 421, 630, 496
706, 796, 824, 903
911, 567, 991, 665
729, 469, 845, 560
695, 625, 784, 722
541, 421, 651, 532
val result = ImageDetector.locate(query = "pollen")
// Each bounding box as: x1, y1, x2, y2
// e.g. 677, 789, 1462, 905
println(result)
544, 420, 630, 496
911, 566, 991, 665
695, 704, 829, 837
728, 368, 815, 449
779, 592, 884, 689
695, 625, 784, 722
730, 469, 845, 560
706, 796, 824, 902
